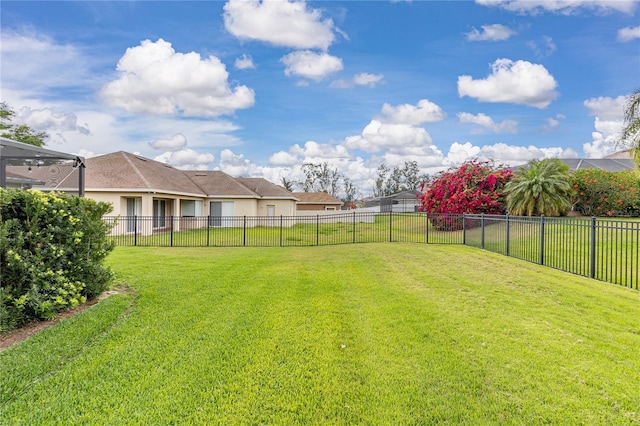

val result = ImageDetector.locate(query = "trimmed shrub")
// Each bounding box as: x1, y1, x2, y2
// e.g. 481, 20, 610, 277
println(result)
0, 189, 114, 331
570, 169, 640, 217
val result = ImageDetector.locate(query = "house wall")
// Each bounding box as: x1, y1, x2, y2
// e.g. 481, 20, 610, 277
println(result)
207, 198, 257, 216
296, 204, 340, 211
88, 191, 207, 235
88, 192, 297, 234
256, 199, 296, 217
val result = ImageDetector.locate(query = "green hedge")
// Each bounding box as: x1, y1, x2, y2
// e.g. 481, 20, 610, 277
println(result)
0, 189, 114, 331
571, 169, 640, 217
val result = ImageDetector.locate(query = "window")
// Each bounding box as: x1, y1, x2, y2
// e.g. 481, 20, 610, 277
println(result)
181, 200, 203, 216
209, 201, 234, 227
125, 197, 142, 233
153, 199, 167, 228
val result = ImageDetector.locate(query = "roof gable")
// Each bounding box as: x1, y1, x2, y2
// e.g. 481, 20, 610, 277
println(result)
86, 152, 205, 195
236, 177, 297, 199
292, 192, 342, 204
183, 171, 257, 197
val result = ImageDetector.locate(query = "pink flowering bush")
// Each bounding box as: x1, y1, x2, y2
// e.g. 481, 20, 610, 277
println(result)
420, 160, 512, 230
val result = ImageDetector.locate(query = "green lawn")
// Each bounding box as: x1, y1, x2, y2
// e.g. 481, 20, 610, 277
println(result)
1, 244, 639, 424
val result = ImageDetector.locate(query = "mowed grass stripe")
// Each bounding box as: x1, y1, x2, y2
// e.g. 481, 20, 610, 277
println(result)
1, 244, 639, 424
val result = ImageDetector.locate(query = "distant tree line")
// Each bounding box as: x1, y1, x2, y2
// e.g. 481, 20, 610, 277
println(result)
281, 160, 429, 202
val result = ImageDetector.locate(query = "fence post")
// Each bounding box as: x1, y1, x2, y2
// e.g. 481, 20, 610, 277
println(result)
481, 213, 485, 249
539, 215, 545, 265
389, 211, 393, 242
170, 215, 174, 247
316, 214, 319, 246
243, 216, 247, 247
505, 214, 510, 256
133, 215, 137, 247
353, 211, 356, 244
425, 213, 429, 244
462, 214, 466, 245
280, 215, 283, 247
207, 215, 210, 247
590, 216, 597, 279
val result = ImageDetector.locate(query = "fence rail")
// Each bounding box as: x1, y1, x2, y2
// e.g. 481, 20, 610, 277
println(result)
105, 212, 639, 290
104, 212, 446, 247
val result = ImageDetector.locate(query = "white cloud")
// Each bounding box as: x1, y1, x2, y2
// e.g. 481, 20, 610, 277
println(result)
75, 149, 97, 159
218, 149, 256, 176
584, 95, 625, 121
582, 131, 619, 158
148, 133, 188, 151
234, 54, 255, 69
330, 73, 384, 89
353, 73, 384, 87
223, 0, 338, 50
344, 119, 433, 153
269, 141, 350, 165
466, 24, 516, 41
528, 36, 557, 59
458, 58, 558, 109
154, 148, 215, 170
582, 96, 626, 157
444, 142, 482, 166
478, 142, 577, 162
443, 141, 578, 167
541, 114, 566, 132
475, 0, 636, 15
618, 26, 640, 42
457, 112, 518, 134
380, 99, 445, 125
292, 141, 351, 160
0, 31, 93, 95
281, 50, 343, 81
100, 38, 255, 117
15, 106, 91, 145
269, 150, 300, 166
379, 145, 445, 169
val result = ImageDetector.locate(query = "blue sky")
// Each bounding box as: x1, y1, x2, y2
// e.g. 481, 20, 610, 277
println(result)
1, 0, 639, 196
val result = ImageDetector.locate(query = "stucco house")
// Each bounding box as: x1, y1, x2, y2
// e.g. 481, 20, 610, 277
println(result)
9, 151, 298, 233
291, 192, 343, 211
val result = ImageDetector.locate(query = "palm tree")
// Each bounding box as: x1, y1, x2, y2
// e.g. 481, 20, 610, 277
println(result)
621, 88, 640, 166
504, 158, 572, 216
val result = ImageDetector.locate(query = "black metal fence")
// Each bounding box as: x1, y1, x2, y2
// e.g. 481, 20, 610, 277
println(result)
104, 212, 456, 247
461, 214, 639, 289
105, 212, 639, 289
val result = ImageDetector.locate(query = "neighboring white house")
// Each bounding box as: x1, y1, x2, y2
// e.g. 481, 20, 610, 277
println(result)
366, 190, 422, 213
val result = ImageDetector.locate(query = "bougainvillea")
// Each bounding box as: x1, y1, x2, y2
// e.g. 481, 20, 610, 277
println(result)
571, 169, 640, 217
420, 160, 513, 215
